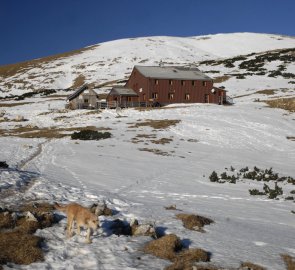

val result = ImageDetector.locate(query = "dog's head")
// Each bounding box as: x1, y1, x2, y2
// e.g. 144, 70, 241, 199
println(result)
87, 215, 99, 230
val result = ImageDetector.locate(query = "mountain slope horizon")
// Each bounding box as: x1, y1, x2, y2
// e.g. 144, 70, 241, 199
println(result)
0, 32, 295, 96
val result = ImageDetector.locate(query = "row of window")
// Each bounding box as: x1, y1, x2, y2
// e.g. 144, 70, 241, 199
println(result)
151, 92, 191, 100
155, 79, 208, 87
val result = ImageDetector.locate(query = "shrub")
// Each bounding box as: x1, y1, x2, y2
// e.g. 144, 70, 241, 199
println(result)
209, 171, 219, 182
71, 130, 111, 140
0, 161, 9, 169
249, 189, 266, 196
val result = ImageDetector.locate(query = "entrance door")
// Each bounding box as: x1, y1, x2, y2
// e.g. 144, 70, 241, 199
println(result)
204, 94, 210, 103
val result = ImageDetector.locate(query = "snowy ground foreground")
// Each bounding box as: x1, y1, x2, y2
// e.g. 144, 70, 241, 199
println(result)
1, 99, 295, 269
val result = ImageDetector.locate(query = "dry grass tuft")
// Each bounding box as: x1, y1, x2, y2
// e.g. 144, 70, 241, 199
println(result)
240, 262, 266, 270
129, 119, 181, 130
176, 214, 214, 232
264, 97, 295, 112
1, 125, 103, 139
71, 74, 86, 89
213, 75, 231, 83
255, 89, 277, 95
166, 250, 210, 269
0, 202, 56, 267
287, 136, 295, 141
0, 231, 44, 265
0, 102, 34, 107
281, 254, 295, 270
138, 148, 172, 156
143, 234, 182, 261
150, 138, 173, 145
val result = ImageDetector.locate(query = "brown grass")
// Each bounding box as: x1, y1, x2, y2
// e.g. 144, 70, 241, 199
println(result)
0, 202, 56, 267
287, 136, 295, 141
281, 254, 295, 270
166, 248, 210, 270
1, 125, 104, 139
240, 262, 266, 270
138, 148, 172, 156
264, 97, 295, 112
150, 138, 173, 145
71, 74, 86, 89
129, 119, 181, 129
0, 102, 34, 107
256, 89, 277, 95
143, 234, 182, 261
0, 232, 44, 265
0, 45, 98, 79
213, 75, 231, 83
176, 214, 214, 232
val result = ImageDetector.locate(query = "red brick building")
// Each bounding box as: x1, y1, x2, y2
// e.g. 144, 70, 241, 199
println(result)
122, 65, 226, 106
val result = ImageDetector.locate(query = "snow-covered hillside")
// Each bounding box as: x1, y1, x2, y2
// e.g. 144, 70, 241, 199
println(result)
0, 33, 294, 97
0, 33, 295, 270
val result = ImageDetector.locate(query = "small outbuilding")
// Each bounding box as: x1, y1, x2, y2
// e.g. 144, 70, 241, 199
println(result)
106, 86, 141, 108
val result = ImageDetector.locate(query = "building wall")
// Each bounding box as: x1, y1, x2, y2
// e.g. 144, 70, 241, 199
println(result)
68, 89, 98, 109
125, 67, 226, 105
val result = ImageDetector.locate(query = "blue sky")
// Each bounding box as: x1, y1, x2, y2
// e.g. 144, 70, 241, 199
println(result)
1, 0, 295, 66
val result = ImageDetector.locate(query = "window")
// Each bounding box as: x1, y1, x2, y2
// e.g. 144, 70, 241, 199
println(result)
84, 99, 88, 103
203, 81, 207, 87
168, 93, 174, 100
192, 80, 195, 86
181, 80, 185, 86
152, 92, 158, 99
155, 79, 159, 85
185, 93, 190, 100
169, 80, 173, 85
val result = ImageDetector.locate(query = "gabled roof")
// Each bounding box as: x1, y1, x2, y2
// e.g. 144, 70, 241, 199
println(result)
67, 84, 89, 101
134, 65, 212, 81
109, 86, 138, 96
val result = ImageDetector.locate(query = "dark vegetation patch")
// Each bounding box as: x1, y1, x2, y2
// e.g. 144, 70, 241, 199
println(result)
0, 161, 9, 169
208, 166, 294, 201
175, 214, 213, 232
199, 48, 295, 80
128, 119, 181, 130
0, 202, 56, 267
71, 130, 112, 140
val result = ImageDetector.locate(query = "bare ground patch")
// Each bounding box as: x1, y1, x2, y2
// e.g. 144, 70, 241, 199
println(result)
138, 148, 172, 156
176, 213, 214, 232
128, 119, 181, 130
0, 125, 110, 139
143, 234, 210, 270
264, 97, 295, 112
281, 254, 295, 270
0, 202, 56, 267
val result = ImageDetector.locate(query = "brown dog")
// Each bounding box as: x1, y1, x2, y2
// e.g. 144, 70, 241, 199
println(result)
54, 202, 99, 243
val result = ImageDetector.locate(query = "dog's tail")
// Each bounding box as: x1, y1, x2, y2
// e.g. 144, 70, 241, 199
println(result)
54, 202, 67, 212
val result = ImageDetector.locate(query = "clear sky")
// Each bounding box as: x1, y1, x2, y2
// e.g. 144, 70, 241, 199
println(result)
1, 0, 295, 66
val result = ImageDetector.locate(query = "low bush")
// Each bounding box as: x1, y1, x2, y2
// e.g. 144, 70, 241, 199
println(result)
71, 130, 111, 140
0, 161, 9, 168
